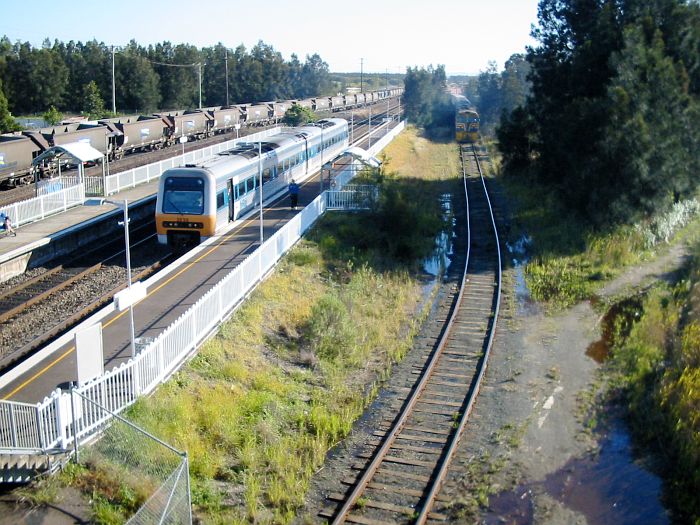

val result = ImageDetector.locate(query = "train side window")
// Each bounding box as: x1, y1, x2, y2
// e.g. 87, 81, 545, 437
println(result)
262, 168, 271, 184
245, 177, 255, 192
237, 181, 246, 197
217, 191, 225, 209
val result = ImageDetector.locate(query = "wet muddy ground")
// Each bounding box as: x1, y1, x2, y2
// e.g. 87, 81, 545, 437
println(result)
434, 235, 686, 523
302, 179, 685, 522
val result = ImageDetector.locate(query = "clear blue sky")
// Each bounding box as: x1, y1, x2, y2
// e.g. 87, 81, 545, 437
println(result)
0, 0, 540, 75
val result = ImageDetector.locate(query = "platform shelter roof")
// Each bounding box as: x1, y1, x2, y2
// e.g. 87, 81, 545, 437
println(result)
31, 142, 104, 166
341, 146, 381, 168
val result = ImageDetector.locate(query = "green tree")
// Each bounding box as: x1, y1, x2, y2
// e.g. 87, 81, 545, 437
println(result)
403, 65, 451, 131
0, 78, 20, 132
117, 42, 160, 112
299, 53, 331, 98
42, 104, 63, 125
282, 103, 316, 126
593, 23, 699, 222
81, 80, 107, 119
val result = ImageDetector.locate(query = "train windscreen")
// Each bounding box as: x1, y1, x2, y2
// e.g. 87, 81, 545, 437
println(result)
163, 176, 205, 215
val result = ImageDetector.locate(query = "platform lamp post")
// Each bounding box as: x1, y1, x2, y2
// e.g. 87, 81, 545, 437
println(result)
350, 110, 354, 145
368, 104, 372, 149
111, 46, 117, 115
85, 198, 138, 356
258, 141, 263, 244
320, 124, 324, 193
360, 58, 364, 93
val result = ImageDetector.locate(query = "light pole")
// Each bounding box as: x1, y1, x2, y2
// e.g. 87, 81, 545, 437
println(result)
258, 141, 263, 244
360, 58, 364, 94
368, 104, 372, 149
386, 68, 390, 120
224, 49, 229, 107
350, 111, 354, 145
197, 62, 203, 109
320, 125, 324, 193
111, 46, 116, 115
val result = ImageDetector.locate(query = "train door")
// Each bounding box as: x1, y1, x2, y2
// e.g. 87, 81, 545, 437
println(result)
227, 179, 236, 220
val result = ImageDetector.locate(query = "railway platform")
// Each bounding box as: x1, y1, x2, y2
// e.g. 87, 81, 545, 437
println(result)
0, 181, 159, 284
0, 121, 401, 401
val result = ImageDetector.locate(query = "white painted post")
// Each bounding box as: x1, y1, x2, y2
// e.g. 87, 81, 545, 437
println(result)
157, 340, 165, 385
133, 355, 141, 396
53, 390, 67, 449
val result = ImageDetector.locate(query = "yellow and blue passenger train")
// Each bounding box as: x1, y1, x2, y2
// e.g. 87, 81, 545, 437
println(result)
156, 118, 349, 247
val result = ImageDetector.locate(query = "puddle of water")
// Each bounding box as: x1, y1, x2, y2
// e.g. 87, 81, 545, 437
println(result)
423, 194, 454, 277
507, 235, 539, 315
586, 297, 643, 363
486, 422, 668, 525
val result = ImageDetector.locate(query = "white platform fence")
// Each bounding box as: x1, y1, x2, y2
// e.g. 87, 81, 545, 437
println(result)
7, 128, 283, 231
0, 121, 405, 454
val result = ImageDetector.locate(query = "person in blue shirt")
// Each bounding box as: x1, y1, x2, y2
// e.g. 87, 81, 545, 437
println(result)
288, 179, 300, 210
0, 212, 16, 236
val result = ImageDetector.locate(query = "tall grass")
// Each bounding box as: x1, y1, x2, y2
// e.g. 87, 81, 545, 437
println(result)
501, 166, 700, 308
605, 275, 700, 522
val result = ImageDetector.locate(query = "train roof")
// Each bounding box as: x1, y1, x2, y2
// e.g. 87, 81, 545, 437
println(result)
192, 118, 347, 177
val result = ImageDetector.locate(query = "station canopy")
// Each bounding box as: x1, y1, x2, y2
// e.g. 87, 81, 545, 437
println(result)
340, 146, 382, 168
32, 141, 105, 166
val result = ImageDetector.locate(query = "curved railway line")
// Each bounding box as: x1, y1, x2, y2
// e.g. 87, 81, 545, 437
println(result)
322, 144, 502, 524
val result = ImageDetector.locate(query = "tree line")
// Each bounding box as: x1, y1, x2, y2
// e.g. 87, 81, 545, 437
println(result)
497, 0, 700, 227
402, 65, 453, 135
460, 55, 530, 135
0, 37, 333, 121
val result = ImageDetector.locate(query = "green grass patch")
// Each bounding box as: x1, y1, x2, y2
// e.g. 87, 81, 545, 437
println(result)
599, 243, 700, 522
499, 165, 700, 308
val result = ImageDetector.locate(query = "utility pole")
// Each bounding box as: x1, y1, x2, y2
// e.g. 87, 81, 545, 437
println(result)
360, 58, 364, 93
225, 49, 229, 106
198, 62, 202, 109
386, 68, 389, 119
111, 46, 116, 114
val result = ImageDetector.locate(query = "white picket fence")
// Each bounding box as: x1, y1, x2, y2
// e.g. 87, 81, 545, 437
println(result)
0, 121, 405, 455
4, 128, 283, 231
0, 183, 86, 230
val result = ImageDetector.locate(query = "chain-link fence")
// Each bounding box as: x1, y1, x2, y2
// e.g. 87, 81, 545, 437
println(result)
71, 389, 191, 524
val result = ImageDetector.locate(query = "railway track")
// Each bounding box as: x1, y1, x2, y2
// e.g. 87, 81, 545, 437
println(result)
321, 143, 502, 524
0, 221, 172, 371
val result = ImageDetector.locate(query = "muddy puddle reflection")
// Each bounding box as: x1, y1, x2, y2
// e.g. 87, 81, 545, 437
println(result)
485, 421, 668, 524
487, 241, 668, 524
423, 194, 454, 277
507, 235, 539, 315
586, 296, 643, 363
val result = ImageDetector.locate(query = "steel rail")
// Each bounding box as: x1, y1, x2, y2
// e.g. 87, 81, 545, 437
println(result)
413, 144, 502, 524
0, 263, 103, 324
331, 142, 501, 524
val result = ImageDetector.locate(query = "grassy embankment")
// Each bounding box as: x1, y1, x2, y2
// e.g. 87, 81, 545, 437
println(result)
497, 147, 700, 522
602, 251, 700, 523
32, 126, 461, 524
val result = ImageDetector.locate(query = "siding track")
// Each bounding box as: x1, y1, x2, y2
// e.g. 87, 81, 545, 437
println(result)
323, 144, 502, 524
